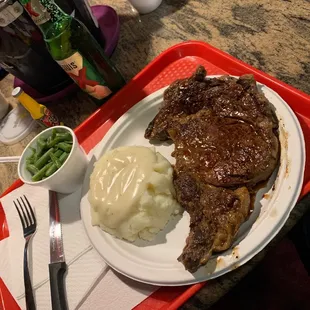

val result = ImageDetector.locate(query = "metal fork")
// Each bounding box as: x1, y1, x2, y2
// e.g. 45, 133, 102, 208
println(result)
14, 195, 37, 310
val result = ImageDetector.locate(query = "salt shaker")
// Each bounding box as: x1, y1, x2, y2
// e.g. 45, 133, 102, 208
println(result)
128, 0, 162, 14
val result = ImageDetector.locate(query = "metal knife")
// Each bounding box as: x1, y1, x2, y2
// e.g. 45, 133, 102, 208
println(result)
49, 190, 68, 310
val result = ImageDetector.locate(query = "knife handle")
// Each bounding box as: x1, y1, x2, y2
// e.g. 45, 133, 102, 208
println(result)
49, 262, 68, 310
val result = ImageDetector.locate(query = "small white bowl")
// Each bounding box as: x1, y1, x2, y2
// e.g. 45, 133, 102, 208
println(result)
18, 126, 88, 194
128, 0, 162, 14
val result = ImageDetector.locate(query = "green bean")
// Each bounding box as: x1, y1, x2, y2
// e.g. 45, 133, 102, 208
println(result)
37, 137, 47, 149
45, 152, 69, 177
35, 141, 46, 161
26, 129, 73, 181
26, 147, 36, 165
50, 152, 62, 169
28, 147, 36, 158
34, 148, 54, 169
27, 147, 36, 161
45, 164, 58, 177
26, 164, 39, 175
34, 151, 40, 162
59, 152, 69, 163
26, 158, 34, 165
51, 128, 57, 140
47, 137, 60, 148
47, 132, 72, 148
53, 149, 63, 158
56, 132, 72, 141
57, 142, 72, 153
31, 162, 53, 181
47, 135, 52, 147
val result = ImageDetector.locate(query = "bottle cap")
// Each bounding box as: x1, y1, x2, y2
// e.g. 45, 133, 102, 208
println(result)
12, 87, 22, 98
0, 104, 36, 145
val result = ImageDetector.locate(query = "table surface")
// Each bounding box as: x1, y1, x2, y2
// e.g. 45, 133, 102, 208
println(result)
0, 0, 310, 308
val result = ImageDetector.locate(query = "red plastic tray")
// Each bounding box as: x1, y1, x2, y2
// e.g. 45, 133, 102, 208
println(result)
1, 40, 310, 310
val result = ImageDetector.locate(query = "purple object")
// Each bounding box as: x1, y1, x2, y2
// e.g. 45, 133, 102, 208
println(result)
14, 5, 120, 104
93, 5, 120, 56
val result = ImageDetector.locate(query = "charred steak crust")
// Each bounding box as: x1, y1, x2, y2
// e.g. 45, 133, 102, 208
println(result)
145, 66, 279, 141
174, 173, 250, 273
145, 66, 211, 141
144, 66, 280, 273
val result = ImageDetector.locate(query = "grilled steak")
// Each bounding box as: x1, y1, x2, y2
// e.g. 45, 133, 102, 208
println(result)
169, 109, 279, 188
145, 66, 209, 141
145, 67, 278, 141
144, 66, 280, 273
174, 173, 250, 272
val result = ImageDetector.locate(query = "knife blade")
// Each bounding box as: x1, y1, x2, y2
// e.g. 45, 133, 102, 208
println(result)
49, 190, 68, 310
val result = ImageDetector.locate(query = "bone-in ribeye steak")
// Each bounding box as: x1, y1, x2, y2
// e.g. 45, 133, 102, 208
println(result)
145, 66, 279, 273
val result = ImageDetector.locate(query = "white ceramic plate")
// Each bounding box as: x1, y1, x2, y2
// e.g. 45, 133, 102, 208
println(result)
80, 77, 305, 286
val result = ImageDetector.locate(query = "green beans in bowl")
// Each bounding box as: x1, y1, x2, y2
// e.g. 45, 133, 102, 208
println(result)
18, 126, 87, 194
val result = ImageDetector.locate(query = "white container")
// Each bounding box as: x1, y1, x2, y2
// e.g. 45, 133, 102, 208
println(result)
128, 0, 162, 14
18, 126, 87, 194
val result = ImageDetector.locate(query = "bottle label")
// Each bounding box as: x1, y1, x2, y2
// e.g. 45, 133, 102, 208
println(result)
57, 52, 112, 100
0, 2, 23, 27
23, 0, 50, 25
39, 106, 62, 127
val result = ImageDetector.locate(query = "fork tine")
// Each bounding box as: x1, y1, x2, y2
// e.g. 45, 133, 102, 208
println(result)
21, 196, 33, 226
17, 198, 29, 227
23, 195, 36, 226
14, 200, 26, 229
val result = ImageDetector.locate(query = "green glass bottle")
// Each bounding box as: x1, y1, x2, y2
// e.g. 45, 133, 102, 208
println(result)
19, 0, 125, 104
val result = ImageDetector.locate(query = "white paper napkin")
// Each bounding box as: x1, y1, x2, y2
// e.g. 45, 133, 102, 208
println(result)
0, 184, 157, 309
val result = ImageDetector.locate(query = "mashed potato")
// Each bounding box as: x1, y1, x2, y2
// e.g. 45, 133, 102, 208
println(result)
88, 146, 180, 242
